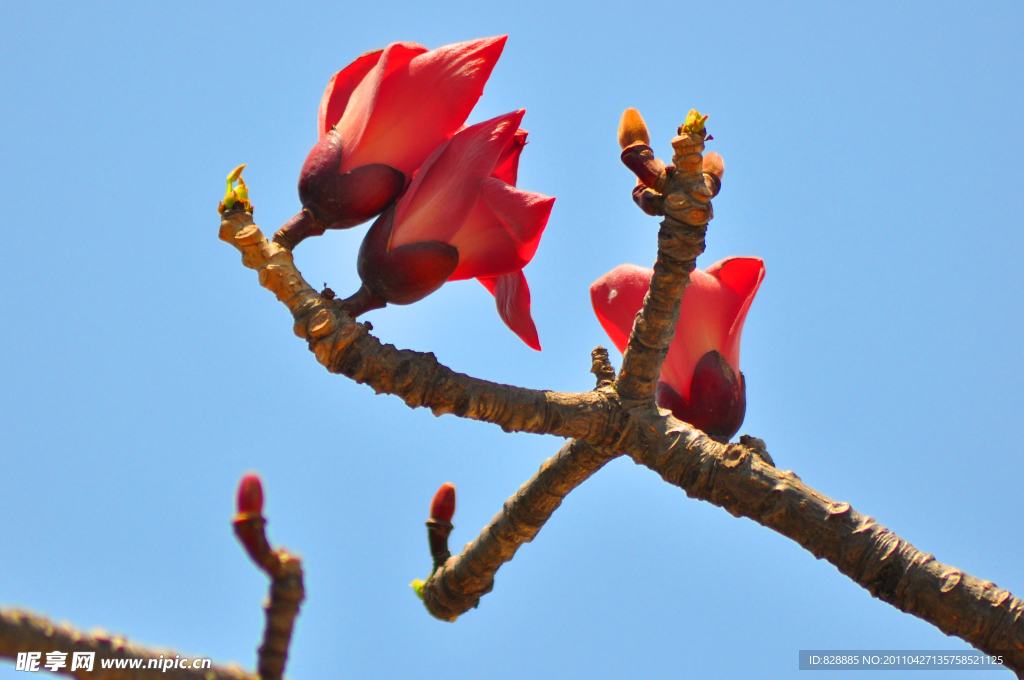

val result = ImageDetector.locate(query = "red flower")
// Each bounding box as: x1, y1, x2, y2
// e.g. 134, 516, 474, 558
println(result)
590, 257, 765, 441
357, 110, 554, 350
276, 36, 507, 246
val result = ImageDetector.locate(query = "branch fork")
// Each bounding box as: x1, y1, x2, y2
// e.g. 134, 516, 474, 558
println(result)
209, 112, 1024, 676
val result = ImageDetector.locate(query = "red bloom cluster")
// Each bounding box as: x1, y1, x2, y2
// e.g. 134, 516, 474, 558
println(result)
283, 37, 552, 349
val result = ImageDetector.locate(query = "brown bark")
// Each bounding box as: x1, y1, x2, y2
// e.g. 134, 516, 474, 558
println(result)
219, 210, 625, 447
233, 507, 305, 680
421, 439, 618, 621
627, 409, 1024, 671
0, 608, 256, 680
615, 127, 712, 405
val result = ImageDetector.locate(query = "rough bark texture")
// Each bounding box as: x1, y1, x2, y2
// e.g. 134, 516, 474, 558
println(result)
219, 211, 624, 446
627, 410, 1024, 672
615, 129, 712, 405
257, 559, 303, 680
422, 439, 618, 621
233, 511, 305, 680
0, 608, 256, 680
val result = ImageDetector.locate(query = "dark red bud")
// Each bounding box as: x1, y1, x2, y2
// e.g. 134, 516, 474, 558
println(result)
430, 483, 456, 522
237, 474, 264, 515
296, 130, 405, 234
357, 206, 459, 305
656, 350, 746, 443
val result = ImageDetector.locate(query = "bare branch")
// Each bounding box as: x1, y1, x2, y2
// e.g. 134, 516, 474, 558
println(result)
421, 439, 618, 620
0, 608, 256, 680
589, 346, 616, 388
217, 134, 1024, 675
219, 209, 625, 445
233, 477, 304, 680
615, 121, 713, 405
624, 411, 1024, 674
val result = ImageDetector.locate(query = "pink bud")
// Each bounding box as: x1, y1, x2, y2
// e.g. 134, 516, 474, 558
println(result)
430, 483, 456, 522
237, 474, 264, 515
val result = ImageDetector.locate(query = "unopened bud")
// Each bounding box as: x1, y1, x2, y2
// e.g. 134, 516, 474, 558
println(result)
237, 474, 264, 515
617, 108, 650, 149
430, 482, 456, 522
702, 152, 725, 180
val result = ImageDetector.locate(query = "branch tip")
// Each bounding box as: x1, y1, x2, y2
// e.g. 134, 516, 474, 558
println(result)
680, 109, 708, 135
590, 346, 616, 388
229, 474, 304, 680
220, 164, 252, 215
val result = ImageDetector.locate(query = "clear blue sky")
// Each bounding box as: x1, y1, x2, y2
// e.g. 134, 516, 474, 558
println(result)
1, 2, 1022, 678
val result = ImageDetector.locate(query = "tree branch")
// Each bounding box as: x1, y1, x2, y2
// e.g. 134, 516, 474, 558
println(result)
0, 608, 256, 680
233, 476, 304, 680
219, 209, 625, 446
623, 411, 1024, 673
615, 122, 712, 404
216, 129, 1024, 675
421, 439, 618, 621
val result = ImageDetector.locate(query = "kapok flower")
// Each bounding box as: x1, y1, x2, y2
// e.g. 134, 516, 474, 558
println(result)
590, 257, 765, 441
275, 36, 507, 247
356, 110, 554, 350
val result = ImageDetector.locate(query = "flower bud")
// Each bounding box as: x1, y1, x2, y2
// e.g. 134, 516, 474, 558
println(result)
430, 482, 456, 523
617, 108, 650, 149
655, 350, 746, 442
237, 473, 264, 516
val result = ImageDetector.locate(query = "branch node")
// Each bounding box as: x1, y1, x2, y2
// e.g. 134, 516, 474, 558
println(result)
739, 434, 775, 467
590, 346, 617, 388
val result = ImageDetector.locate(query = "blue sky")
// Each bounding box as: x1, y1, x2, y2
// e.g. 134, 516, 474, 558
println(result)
1, 2, 1022, 678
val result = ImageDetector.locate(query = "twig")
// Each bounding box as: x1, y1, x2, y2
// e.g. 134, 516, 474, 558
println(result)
217, 124, 1024, 674
625, 410, 1023, 675
421, 440, 618, 620
218, 209, 624, 446
614, 114, 713, 405
233, 475, 305, 680
0, 608, 255, 680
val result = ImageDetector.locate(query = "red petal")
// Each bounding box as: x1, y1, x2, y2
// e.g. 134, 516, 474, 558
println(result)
448, 178, 553, 280
589, 264, 652, 354
479, 271, 541, 350
338, 36, 507, 176
318, 48, 391, 140
390, 110, 524, 248
662, 268, 742, 398
591, 259, 764, 400
703, 257, 765, 378
492, 129, 528, 185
